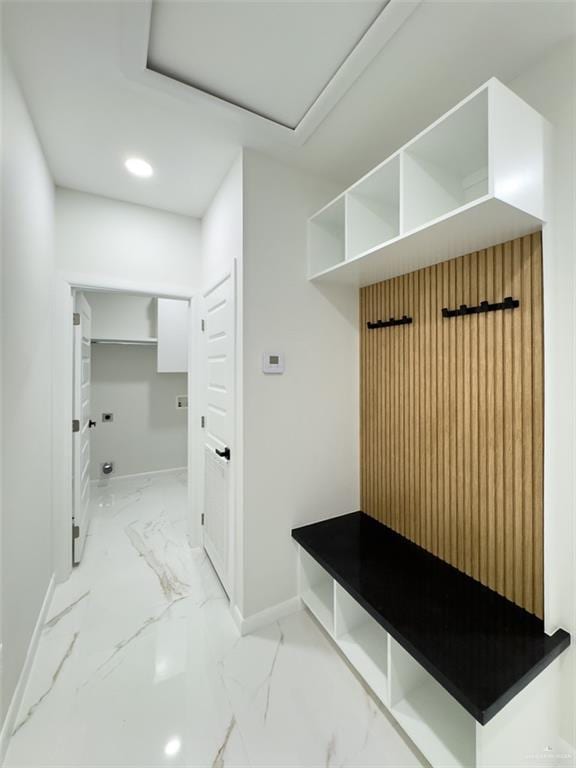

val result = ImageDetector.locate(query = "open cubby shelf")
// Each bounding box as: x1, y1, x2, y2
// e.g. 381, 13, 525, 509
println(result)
402, 89, 488, 233
346, 155, 400, 261
390, 639, 476, 768
307, 78, 546, 286
334, 583, 389, 705
299, 547, 334, 634
293, 513, 570, 768
307, 195, 346, 276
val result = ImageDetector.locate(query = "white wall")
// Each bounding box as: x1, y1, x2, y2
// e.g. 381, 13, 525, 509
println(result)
202, 152, 358, 622
1, 59, 55, 718
55, 188, 201, 292
508, 40, 576, 748
88, 292, 156, 341
90, 344, 187, 479
201, 156, 243, 291
508, 38, 575, 635
240, 150, 359, 619
199, 154, 244, 590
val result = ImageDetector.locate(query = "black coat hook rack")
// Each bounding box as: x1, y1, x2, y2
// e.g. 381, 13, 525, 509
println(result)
367, 315, 412, 330
441, 296, 519, 319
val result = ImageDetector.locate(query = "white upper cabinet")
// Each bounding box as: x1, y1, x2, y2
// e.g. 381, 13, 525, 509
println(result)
489, 78, 545, 219
308, 78, 547, 286
157, 298, 189, 373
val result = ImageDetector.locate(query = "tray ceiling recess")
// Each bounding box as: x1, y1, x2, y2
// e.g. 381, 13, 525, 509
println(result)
122, 0, 421, 146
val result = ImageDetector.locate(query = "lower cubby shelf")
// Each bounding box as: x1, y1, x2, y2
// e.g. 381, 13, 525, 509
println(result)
301, 581, 333, 634
299, 548, 334, 634
334, 583, 389, 705
299, 545, 475, 766
389, 639, 476, 768
294, 520, 570, 768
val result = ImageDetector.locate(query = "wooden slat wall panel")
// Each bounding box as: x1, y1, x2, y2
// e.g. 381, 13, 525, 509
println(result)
360, 233, 544, 618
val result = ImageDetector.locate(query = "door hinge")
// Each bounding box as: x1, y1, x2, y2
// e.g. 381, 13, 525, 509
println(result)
201, 415, 206, 428
201, 319, 205, 332
73, 312, 80, 326
201, 513, 205, 526
72, 419, 80, 433
72, 524, 80, 540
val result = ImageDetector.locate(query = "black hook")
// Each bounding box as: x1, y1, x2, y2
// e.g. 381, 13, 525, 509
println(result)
442, 297, 519, 318
367, 315, 413, 330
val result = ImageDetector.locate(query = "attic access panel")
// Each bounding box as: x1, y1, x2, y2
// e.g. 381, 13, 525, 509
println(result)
147, 0, 388, 129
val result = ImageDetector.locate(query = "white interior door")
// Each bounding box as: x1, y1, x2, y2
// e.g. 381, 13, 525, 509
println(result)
73, 292, 92, 565
202, 271, 235, 595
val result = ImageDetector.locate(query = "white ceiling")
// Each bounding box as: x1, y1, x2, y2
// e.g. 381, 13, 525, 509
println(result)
3, 1, 574, 219
148, 0, 386, 128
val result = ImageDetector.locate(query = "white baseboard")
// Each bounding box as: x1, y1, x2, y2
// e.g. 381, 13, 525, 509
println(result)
231, 596, 302, 636
91, 466, 187, 484
0, 574, 55, 763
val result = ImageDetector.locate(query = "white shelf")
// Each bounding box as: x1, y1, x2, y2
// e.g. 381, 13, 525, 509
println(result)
338, 624, 388, 704
389, 640, 476, 768
308, 78, 546, 285
91, 337, 158, 345
302, 581, 334, 634
392, 680, 476, 768
335, 583, 388, 704
310, 195, 541, 288
299, 548, 334, 634
346, 156, 400, 260
402, 89, 488, 231
307, 196, 346, 277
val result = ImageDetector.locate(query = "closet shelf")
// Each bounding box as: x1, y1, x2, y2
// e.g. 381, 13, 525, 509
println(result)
91, 337, 158, 345
308, 78, 547, 287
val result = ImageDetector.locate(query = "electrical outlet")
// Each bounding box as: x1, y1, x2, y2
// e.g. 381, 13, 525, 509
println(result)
176, 395, 188, 409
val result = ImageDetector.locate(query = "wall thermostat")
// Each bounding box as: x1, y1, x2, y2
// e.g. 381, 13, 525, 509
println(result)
262, 352, 285, 374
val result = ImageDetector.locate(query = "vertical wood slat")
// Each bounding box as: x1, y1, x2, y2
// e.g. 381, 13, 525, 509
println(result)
531, 234, 544, 618
359, 233, 544, 618
441, 261, 451, 563
512, 238, 524, 607
502, 242, 513, 599
477, 249, 488, 588
521, 234, 534, 613
485, 247, 496, 594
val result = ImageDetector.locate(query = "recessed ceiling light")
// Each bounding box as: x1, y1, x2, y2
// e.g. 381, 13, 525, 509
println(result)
164, 737, 181, 757
125, 157, 154, 178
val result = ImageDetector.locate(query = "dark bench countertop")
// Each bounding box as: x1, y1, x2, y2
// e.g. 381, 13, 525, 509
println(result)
292, 512, 570, 725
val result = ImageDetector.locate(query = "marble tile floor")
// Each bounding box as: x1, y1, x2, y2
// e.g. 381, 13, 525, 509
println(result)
4, 470, 425, 768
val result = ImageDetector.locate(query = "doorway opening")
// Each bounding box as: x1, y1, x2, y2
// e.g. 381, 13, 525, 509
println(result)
61, 271, 237, 608
71, 288, 192, 566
